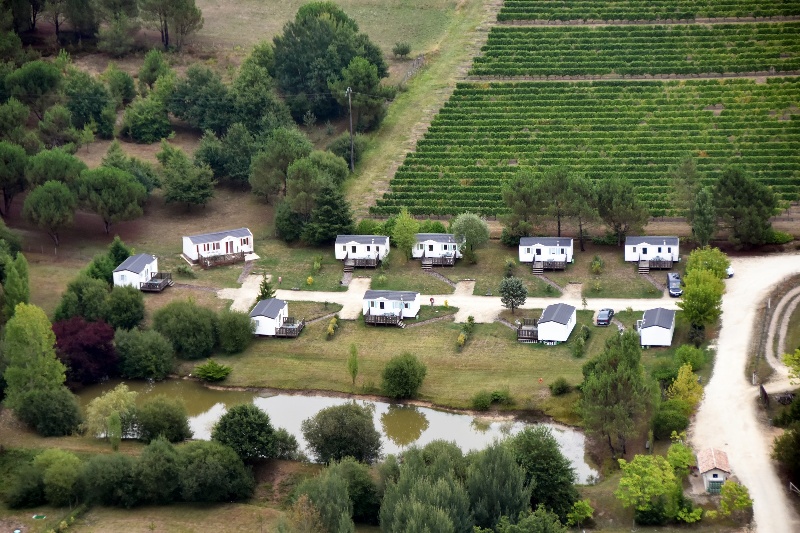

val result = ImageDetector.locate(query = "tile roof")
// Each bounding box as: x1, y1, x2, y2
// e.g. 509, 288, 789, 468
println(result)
625, 236, 680, 246
697, 448, 731, 474
250, 298, 287, 319
185, 228, 252, 245
363, 290, 419, 301
335, 235, 389, 245
539, 303, 576, 325
519, 237, 573, 247
641, 308, 676, 329
113, 253, 156, 273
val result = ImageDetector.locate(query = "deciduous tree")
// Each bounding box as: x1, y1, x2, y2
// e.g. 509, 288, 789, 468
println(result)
81, 453, 139, 507
329, 57, 393, 131
677, 268, 724, 331
14, 386, 82, 436
104, 284, 145, 329
297, 469, 355, 533
82, 382, 137, 438
212, 403, 276, 461
499, 276, 527, 314
596, 176, 649, 246
301, 402, 382, 464
53, 274, 109, 322
3, 253, 29, 318
168, 65, 233, 135
136, 437, 181, 504
177, 440, 254, 502
115, 328, 174, 380
63, 69, 114, 137
215, 309, 254, 354
121, 95, 172, 143
685, 246, 730, 279
53, 316, 118, 387
152, 299, 217, 359
615, 455, 677, 525
391, 207, 420, 260
249, 127, 312, 199
137, 394, 192, 443
34, 449, 82, 507
22, 180, 76, 246
451, 212, 489, 255
382, 353, 427, 399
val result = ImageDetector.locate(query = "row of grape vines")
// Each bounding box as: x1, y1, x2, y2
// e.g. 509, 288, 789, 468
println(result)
470, 23, 800, 76
372, 79, 800, 216
498, 0, 800, 22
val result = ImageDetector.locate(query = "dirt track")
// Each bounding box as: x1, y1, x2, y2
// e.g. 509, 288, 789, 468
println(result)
690, 253, 800, 533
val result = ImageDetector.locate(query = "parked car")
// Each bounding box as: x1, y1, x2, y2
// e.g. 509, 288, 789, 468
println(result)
726, 265, 734, 278
596, 308, 614, 326
667, 272, 683, 297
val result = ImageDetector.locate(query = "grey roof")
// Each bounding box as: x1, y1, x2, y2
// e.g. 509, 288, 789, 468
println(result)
519, 237, 573, 247
113, 253, 155, 273
336, 235, 389, 245
415, 233, 460, 244
363, 290, 419, 301
539, 303, 576, 325
625, 236, 679, 246
185, 228, 252, 245
250, 298, 287, 319
641, 308, 676, 329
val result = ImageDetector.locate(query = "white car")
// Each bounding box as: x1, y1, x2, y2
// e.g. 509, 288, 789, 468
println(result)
726, 265, 734, 278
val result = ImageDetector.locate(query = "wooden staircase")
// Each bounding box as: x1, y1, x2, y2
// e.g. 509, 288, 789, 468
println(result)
422, 259, 433, 271
397, 320, 406, 329
343, 259, 354, 273
638, 260, 650, 274
532, 261, 544, 275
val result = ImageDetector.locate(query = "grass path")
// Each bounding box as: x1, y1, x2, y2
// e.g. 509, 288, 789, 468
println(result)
347, 0, 503, 217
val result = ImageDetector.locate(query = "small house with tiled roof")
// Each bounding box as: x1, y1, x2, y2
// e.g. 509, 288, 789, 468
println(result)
697, 448, 731, 494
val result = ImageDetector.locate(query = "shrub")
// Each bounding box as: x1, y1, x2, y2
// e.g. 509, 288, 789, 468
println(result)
589, 255, 604, 275
104, 285, 145, 330
136, 395, 192, 443
178, 441, 255, 502
653, 404, 690, 440
549, 377, 571, 396
121, 96, 171, 144
571, 336, 586, 358
491, 388, 513, 405
328, 133, 367, 165
591, 233, 618, 246
392, 42, 411, 58
457, 332, 466, 348
153, 300, 217, 359
15, 387, 82, 437
504, 257, 516, 277
212, 404, 276, 462
194, 359, 232, 382
472, 390, 493, 410
327, 316, 339, 339
578, 324, 591, 342
116, 328, 174, 381
382, 353, 427, 399
216, 310, 254, 354
301, 402, 382, 464
274, 427, 303, 460
175, 264, 196, 278
674, 344, 707, 371
766, 230, 794, 245
5, 463, 45, 508
81, 453, 139, 508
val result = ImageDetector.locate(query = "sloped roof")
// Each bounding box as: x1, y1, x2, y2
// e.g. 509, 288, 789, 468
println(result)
539, 303, 576, 325
335, 235, 389, 245
250, 298, 287, 319
519, 237, 573, 248
185, 228, 252, 245
625, 236, 679, 246
363, 290, 419, 302
641, 308, 676, 329
415, 233, 460, 244
113, 253, 155, 273
697, 448, 731, 474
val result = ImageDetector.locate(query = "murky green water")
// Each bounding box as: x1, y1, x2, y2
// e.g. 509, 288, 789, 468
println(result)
79, 380, 597, 483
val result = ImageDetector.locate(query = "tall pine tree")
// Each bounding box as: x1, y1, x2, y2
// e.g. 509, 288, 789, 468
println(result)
301, 183, 354, 245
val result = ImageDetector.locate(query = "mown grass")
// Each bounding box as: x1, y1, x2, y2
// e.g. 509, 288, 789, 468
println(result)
369, 254, 456, 294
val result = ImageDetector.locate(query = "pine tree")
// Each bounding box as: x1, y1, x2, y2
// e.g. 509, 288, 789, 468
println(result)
3, 254, 29, 319
301, 183, 354, 245
257, 273, 276, 301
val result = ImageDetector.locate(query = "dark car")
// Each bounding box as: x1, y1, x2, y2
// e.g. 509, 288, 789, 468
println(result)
667, 272, 683, 297
596, 308, 614, 326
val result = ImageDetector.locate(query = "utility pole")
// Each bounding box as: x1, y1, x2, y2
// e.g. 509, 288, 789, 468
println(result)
345, 87, 354, 172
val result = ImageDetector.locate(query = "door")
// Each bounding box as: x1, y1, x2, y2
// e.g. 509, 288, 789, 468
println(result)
707, 481, 723, 495
226, 241, 232, 254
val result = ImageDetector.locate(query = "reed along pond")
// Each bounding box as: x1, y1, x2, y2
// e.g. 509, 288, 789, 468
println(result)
79, 380, 597, 483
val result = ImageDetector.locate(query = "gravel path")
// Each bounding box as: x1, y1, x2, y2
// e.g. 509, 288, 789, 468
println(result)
690, 253, 800, 533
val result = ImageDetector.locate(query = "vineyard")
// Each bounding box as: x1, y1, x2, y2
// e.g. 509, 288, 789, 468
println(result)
372, 79, 800, 217
471, 23, 800, 77
498, 0, 800, 21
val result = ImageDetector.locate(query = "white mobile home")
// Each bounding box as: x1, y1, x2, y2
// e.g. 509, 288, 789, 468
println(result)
362, 290, 420, 318
182, 228, 254, 262
113, 254, 158, 289
335, 235, 390, 261
637, 308, 676, 347
624, 236, 680, 262
412, 233, 463, 260
519, 237, 573, 264
250, 298, 288, 336
538, 303, 577, 343
697, 448, 731, 494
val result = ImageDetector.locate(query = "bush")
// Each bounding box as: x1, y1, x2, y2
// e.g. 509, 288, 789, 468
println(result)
274, 427, 303, 460
773, 399, 800, 427
549, 377, 571, 396
504, 257, 516, 277
5, 464, 45, 508
301, 402, 382, 464
355, 219, 385, 235
674, 344, 707, 371
136, 437, 181, 504
578, 324, 591, 342
121, 95, 171, 144
766, 230, 794, 245
591, 233, 618, 246
15, 387, 82, 437
194, 359, 232, 382
212, 404, 276, 462
328, 133, 367, 165
382, 353, 427, 399
327, 316, 339, 339
137, 395, 192, 443
653, 403, 690, 440
472, 390, 493, 410
571, 336, 586, 358
491, 388, 513, 405
153, 300, 217, 359
178, 441, 255, 502
175, 263, 196, 277
589, 255, 604, 275
216, 310, 254, 354
81, 453, 139, 508
392, 42, 411, 58
104, 285, 145, 330
116, 328, 174, 381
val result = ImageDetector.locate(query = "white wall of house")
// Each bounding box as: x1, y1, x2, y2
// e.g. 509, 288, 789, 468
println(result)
362, 296, 421, 318
639, 323, 675, 347
538, 311, 577, 342
252, 305, 287, 336
182, 233, 253, 261
518, 240, 573, 263
624, 241, 680, 262
702, 469, 729, 491
112, 257, 158, 289
412, 239, 462, 259
335, 237, 390, 260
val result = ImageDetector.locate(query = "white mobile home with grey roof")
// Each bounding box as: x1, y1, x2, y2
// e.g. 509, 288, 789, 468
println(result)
335, 235, 390, 261
637, 307, 676, 347
538, 303, 576, 343
113, 253, 158, 289
182, 228, 253, 262
250, 298, 289, 336
519, 237, 573, 264
363, 290, 420, 319
412, 233, 463, 260
624, 236, 679, 262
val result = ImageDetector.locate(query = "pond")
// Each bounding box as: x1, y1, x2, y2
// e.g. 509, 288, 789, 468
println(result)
79, 380, 597, 483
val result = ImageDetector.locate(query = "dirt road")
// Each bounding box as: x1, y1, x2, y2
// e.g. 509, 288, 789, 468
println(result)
690, 253, 800, 533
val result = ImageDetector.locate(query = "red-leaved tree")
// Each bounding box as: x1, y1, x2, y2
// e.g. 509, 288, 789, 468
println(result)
53, 317, 118, 388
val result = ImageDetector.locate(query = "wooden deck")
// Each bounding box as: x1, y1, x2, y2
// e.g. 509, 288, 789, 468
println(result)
364, 312, 405, 328
140, 272, 174, 292
343, 257, 379, 272
532, 260, 567, 274
199, 251, 246, 269
421, 254, 456, 270
275, 317, 305, 338
517, 318, 538, 342
639, 258, 673, 274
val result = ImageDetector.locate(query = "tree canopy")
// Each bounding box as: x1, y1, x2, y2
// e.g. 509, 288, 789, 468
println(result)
78, 166, 147, 233
23, 180, 77, 246
596, 176, 649, 245
212, 404, 276, 462
301, 402, 382, 464
714, 167, 778, 248
499, 276, 527, 314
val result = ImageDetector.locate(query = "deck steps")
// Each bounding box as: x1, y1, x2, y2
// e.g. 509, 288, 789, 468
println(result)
532, 261, 544, 275
638, 260, 650, 274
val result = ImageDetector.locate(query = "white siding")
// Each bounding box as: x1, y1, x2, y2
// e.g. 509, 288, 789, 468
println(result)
538, 310, 576, 342
639, 323, 675, 347
112, 257, 158, 289
252, 304, 288, 336
702, 469, 728, 491
518, 241, 573, 263
411, 240, 462, 259
182, 232, 254, 262
362, 296, 421, 318
624, 241, 680, 262
335, 237, 390, 260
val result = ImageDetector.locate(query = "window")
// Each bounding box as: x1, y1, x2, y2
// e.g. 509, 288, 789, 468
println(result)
633, 247, 637, 253
203, 243, 209, 252
668, 247, 671, 253
658, 247, 662, 253
428, 244, 434, 252
560, 248, 565, 254
642, 247, 648, 255
404, 302, 409, 309
526, 247, 530, 254
366, 246, 371, 251
712, 473, 718, 479
241, 238, 249, 246
120, 274, 126, 282
376, 246, 380, 252
352, 245, 357, 253
370, 301, 375, 307
535, 249, 541, 255
417, 244, 423, 250
379, 302, 385, 310
213, 242, 220, 251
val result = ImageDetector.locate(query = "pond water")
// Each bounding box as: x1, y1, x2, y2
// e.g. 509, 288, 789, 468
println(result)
79, 380, 597, 483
